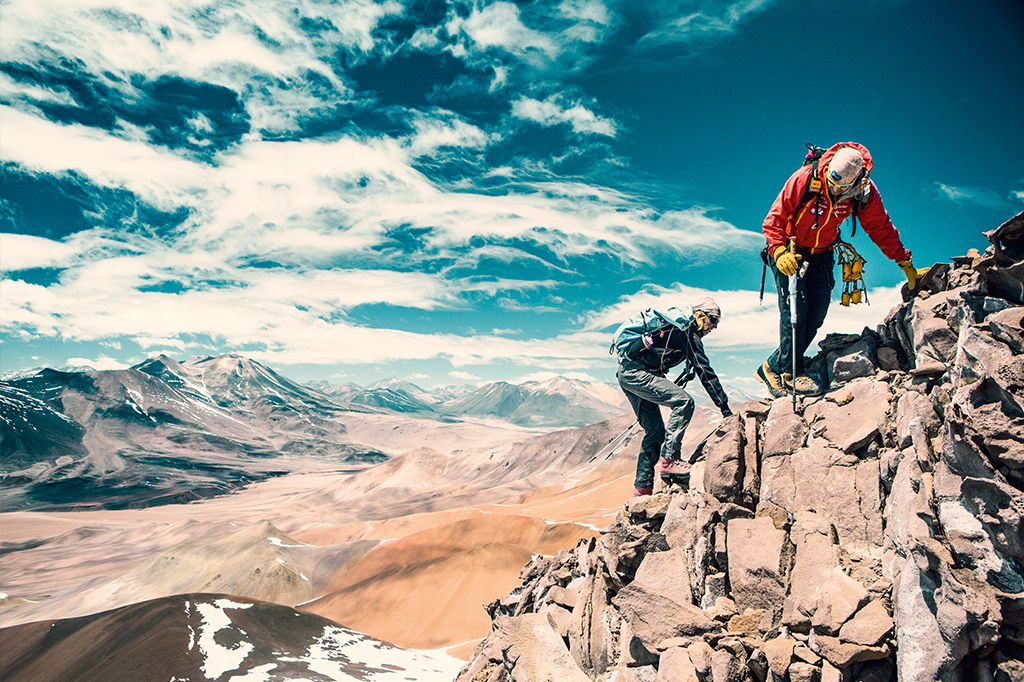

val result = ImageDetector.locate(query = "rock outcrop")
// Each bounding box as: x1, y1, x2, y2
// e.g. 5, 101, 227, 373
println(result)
457, 212, 1024, 682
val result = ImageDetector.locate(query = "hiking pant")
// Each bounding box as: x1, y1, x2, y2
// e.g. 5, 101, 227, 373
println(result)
767, 249, 835, 376
617, 362, 695, 489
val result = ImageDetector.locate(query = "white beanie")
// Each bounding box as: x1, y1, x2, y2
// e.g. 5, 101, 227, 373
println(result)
827, 147, 865, 187
691, 296, 720, 321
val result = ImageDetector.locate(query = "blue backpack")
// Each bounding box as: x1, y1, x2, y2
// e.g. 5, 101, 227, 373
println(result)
609, 307, 694, 360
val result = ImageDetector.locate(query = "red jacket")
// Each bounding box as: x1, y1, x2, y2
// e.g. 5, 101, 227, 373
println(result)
762, 142, 911, 262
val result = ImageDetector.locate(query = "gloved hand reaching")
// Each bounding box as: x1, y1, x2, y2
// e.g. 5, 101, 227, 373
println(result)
773, 245, 802, 277
897, 257, 930, 290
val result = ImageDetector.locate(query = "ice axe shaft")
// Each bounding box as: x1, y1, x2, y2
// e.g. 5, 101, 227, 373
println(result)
787, 237, 807, 412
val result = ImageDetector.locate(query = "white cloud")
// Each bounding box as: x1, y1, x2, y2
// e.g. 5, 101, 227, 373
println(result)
512, 96, 617, 137
0, 0, 403, 138
0, 73, 78, 107
405, 112, 495, 157
924, 182, 1010, 210
635, 0, 773, 48
0, 106, 210, 211
449, 370, 481, 381
65, 356, 130, 371
1010, 189, 1024, 203
582, 282, 904, 353
449, 2, 560, 62
0, 235, 79, 272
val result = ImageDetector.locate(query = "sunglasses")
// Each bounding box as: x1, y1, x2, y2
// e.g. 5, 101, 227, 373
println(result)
697, 311, 719, 330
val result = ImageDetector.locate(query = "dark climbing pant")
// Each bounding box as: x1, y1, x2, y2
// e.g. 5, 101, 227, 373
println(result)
617, 362, 695, 490
767, 249, 835, 376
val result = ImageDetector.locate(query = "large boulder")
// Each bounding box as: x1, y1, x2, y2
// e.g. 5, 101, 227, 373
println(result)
759, 444, 883, 550
498, 613, 591, 682
633, 547, 692, 606
904, 290, 961, 366
726, 516, 790, 612
611, 583, 720, 651
803, 379, 891, 454
699, 415, 745, 504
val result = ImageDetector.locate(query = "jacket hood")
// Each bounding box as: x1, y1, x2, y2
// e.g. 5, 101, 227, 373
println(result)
817, 142, 874, 182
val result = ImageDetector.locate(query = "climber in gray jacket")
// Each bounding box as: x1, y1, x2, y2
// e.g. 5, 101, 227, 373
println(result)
615, 297, 732, 497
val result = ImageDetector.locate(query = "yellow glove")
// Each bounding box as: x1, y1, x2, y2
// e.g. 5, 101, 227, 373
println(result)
773, 245, 802, 277
897, 258, 929, 290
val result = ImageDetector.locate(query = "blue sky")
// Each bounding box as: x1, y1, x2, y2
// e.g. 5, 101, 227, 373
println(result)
2, 0, 1022, 397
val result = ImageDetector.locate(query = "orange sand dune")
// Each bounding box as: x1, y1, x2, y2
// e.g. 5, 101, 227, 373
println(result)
308, 542, 535, 650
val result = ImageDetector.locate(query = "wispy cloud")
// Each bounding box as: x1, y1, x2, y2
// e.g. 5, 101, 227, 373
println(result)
512, 95, 617, 136
924, 182, 1010, 210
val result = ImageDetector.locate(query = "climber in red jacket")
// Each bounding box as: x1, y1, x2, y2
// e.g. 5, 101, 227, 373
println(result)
756, 142, 928, 397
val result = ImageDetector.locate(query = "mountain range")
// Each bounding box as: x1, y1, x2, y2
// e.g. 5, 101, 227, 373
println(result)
307, 374, 630, 427
0, 355, 631, 512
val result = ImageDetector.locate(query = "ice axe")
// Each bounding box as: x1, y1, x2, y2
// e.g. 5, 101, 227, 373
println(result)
787, 237, 808, 413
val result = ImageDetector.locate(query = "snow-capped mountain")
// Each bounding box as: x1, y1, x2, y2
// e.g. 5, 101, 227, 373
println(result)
0, 355, 387, 512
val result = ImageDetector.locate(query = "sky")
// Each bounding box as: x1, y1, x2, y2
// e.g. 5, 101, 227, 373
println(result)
2, 0, 1022, 398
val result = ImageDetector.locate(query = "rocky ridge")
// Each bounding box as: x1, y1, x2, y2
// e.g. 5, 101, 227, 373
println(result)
456, 213, 1024, 682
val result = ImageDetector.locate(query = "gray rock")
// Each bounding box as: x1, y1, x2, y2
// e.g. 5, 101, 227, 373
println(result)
742, 413, 761, 507
820, 660, 843, 682
809, 568, 869, 635
807, 632, 889, 669
597, 665, 659, 682
788, 661, 821, 682
895, 390, 941, 449
893, 550, 1002, 682
759, 445, 883, 550
610, 583, 720, 651
662, 493, 720, 606
655, 646, 700, 682
547, 585, 581, 610
618, 617, 659, 668
996, 660, 1024, 682
700, 414, 745, 504
884, 453, 938, 561
762, 398, 808, 459
802, 380, 891, 454
569, 571, 618, 677
905, 290, 961, 365
626, 492, 673, 523
760, 637, 795, 676
710, 647, 746, 682
831, 346, 876, 384
541, 603, 574, 638
495, 613, 591, 682
838, 599, 893, 646
686, 640, 714, 680
726, 516, 790, 612
633, 547, 692, 606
